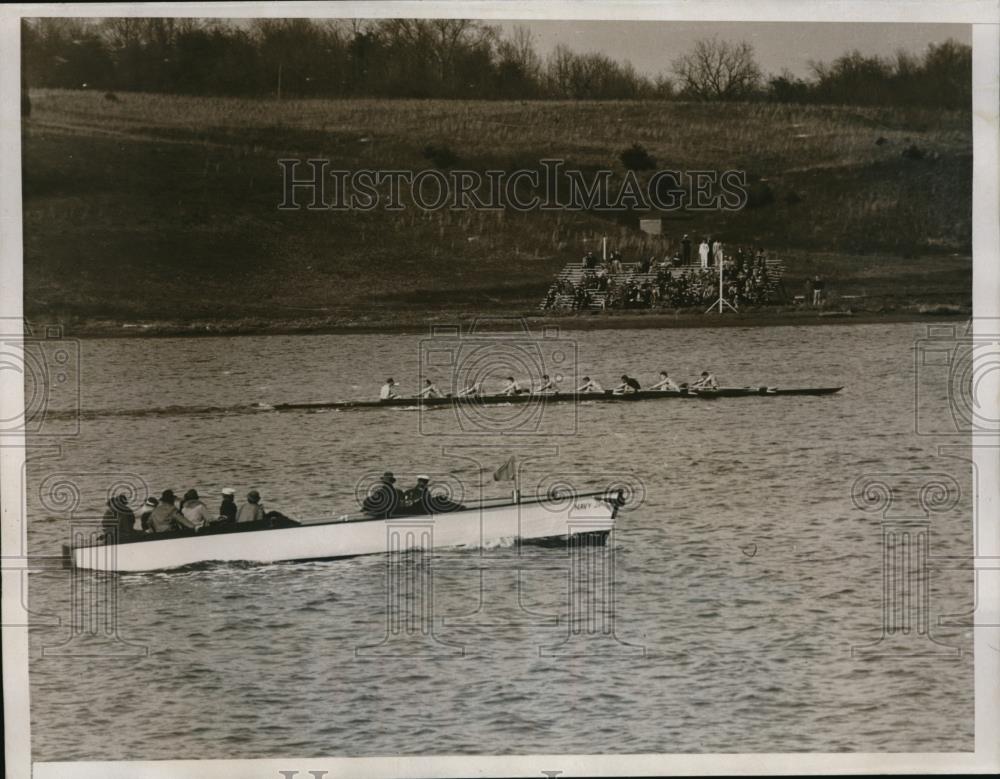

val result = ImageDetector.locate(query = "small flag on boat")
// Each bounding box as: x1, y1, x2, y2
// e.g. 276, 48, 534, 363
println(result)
493, 455, 517, 482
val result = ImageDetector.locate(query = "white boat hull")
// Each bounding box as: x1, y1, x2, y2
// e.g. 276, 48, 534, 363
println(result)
69, 492, 620, 573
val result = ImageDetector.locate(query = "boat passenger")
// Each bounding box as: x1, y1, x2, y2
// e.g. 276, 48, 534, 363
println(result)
650, 371, 680, 391
417, 379, 444, 398
614, 374, 641, 394
218, 488, 237, 524
101, 493, 136, 542
380, 378, 400, 400
501, 376, 522, 396
137, 496, 158, 533
363, 471, 402, 517
148, 489, 196, 533
692, 371, 719, 389
577, 376, 604, 393
537, 374, 557, 394
236, 489, 266, 524
180, 489, 214, 531
402, 474, 433, 514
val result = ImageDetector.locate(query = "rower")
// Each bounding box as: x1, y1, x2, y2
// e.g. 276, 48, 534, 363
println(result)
457, 379, 482, 397
650, 371, 680, 391
537, 374, 557, 394
380, 378, 400, 400
577, 376, 603, 393
501, 376, 522, 396
614, 374, 641, 394
417, 378, 443, 398
692, 370, 719, 389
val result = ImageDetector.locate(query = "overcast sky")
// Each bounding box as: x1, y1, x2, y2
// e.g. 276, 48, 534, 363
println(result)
498, 21, 971, 79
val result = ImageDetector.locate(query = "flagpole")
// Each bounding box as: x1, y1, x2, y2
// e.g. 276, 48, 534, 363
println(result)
705, 252, 738, 314
513, 455, 520, 504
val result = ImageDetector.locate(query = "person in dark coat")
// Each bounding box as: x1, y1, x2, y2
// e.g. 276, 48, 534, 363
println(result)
681, 234, 692, 264
148, 489, 195, 533
101, 493, 136, 542
363, 471, 403, 517
402, 475, 433, 515
615, 374, 641, 394
218, 488, 238, 524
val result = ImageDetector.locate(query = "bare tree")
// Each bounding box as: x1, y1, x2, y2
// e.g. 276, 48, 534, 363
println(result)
497, 25, 541, 81
545, 44, 576, 97
671, 37, 762, 100
427, 19, 496, 84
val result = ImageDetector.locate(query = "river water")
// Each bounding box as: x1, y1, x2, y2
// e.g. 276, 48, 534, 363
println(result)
25, 322, 974, 760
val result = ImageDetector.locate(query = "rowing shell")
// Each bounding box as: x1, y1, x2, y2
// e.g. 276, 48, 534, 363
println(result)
258, 386, 843, 412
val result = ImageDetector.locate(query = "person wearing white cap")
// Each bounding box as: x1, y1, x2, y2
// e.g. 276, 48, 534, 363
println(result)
403, 474, 432, 513
218, 488, 237, 524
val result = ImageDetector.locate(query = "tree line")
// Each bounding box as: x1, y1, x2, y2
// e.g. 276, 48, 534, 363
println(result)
21, 18, 970, 108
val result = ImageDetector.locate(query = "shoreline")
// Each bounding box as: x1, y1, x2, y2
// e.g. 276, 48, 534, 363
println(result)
41, 305, 971, 339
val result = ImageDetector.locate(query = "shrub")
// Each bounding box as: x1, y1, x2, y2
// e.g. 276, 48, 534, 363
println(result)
619, 143, 656, 171
745, 177, 775, 209
422, 143, 458, 168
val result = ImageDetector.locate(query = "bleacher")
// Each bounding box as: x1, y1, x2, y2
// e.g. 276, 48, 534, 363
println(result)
540, 261, 639, 310
540, 257, 787, 311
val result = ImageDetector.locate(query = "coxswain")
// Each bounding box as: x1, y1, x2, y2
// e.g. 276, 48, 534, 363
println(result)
537, 374, 557, 394
380, 378, 400, 400
501, 376, 522, 396
650, 371, 680, 391
577, 376, 603, 393
417, 378, 443, 398
692, 370, 719, 389
614, 374, 641, 394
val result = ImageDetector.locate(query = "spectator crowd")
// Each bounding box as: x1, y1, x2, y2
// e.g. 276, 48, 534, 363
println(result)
542, 240, 777, 311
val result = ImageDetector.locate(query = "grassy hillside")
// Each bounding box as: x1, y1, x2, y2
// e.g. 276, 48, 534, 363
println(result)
22, 90, 971, 328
